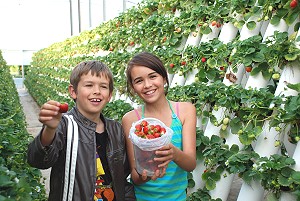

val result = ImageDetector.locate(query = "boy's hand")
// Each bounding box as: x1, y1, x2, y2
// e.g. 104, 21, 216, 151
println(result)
39, 100, 62, 129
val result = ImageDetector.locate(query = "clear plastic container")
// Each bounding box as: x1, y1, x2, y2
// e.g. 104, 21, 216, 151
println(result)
129, 118, 173, 176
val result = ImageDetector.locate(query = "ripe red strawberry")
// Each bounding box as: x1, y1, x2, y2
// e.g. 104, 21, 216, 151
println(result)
211, 21, 217, 26
290, 0, 298, 8
146, 134, 155, 139
201, 57, 206, 62
170, 63, 175, 68
160, 127, 166, 134
154, 133, 161, 138
135, 131, 144, 137
181, 61, 186, 66
135, 124, 142, 132
220, 66, 225, 71
245, 66, 252, 72
140, 120, 148, 127
59, 103, 68, 113
143, 126, 149, 134
153, 125, 161, 132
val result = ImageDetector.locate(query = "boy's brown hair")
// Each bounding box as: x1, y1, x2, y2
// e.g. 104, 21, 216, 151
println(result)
70, 60, 114, 93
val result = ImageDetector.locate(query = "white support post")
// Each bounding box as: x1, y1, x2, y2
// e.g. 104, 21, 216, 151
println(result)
218, 22, 238, 44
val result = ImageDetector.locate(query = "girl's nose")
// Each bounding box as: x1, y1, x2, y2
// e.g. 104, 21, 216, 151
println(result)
144, 79, 152, 88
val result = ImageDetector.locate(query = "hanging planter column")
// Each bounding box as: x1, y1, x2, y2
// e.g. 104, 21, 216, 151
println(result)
238, 61, 300, 201
204, 18, 260, 199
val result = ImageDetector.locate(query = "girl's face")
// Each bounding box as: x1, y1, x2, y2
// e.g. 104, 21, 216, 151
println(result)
69, 71, 112, 121
130, 65, 166, 103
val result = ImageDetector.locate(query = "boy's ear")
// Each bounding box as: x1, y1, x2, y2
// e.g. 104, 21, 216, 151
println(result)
69, 84, 77, 99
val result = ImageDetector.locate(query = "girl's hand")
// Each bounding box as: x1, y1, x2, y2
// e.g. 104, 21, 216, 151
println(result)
137, 167, 167, 181
154, 144, 177, 168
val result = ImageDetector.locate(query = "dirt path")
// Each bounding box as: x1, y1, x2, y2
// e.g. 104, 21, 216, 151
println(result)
17, 87, 51, 195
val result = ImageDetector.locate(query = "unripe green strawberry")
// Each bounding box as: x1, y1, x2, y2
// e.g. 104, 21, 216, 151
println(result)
274, 140, 281, 147
272, 73, 280, 80
222, 117, 229, 125
221, 124, 227, 130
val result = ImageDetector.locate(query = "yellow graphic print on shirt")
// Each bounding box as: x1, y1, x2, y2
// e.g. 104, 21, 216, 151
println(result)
94, 152, 115, 201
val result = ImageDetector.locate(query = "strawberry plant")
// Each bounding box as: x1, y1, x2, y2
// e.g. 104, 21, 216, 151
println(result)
229, 35, 267, 73
0, 54, 47, 200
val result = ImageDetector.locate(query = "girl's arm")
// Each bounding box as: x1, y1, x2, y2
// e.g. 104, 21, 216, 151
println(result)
155, 102, 197, 172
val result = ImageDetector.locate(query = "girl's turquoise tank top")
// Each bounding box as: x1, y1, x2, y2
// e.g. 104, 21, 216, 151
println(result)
133, 100, 187, 201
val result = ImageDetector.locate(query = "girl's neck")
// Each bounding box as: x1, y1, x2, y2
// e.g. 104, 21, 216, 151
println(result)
143, 98, 173, 125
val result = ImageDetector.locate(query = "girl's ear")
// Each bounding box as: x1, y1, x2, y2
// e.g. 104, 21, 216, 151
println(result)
163, 78, 167, 86
69, 84, 77, 99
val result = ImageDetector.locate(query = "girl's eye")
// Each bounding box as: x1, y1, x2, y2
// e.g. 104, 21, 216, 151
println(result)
134, 80, 142, 84
150, 75, 157, 79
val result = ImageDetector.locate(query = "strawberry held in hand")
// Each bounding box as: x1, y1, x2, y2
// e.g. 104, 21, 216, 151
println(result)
134, 120, 166, 139
59, 103, 68, 113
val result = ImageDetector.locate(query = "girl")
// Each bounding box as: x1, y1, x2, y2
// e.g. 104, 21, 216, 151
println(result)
122, 52, 197, 201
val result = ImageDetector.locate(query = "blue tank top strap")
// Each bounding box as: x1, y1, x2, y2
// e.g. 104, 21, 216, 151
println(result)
167, 99, 178, 119
141, 100, 178, 119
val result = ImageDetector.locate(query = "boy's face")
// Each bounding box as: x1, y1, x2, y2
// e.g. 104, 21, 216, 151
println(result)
69, 71, 112, 121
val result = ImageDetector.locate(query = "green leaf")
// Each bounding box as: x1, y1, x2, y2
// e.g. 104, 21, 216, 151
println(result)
206, 178, 216, 190
0, 175, 14, 187
284, 53, 298, 61
265, 193, 278, 201
246, 21, 257, 30
207, 58, 217, 68
201, 26, 212, 35
270, 15, 280, 26
291, 171, 300, 184
286, 83, 300, 92
252, 52, 265, 63
294, 22, 300, 32
278, 174, 292, 186
286, 11, 300, 26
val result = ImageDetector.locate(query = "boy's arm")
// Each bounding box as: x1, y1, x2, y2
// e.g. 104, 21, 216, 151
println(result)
27, 100, 66, 169
27, 120, 67, 169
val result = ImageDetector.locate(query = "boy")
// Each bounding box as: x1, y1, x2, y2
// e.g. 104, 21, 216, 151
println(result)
27, 60, 136, 201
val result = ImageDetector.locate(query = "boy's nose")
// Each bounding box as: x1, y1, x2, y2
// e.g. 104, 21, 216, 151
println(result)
93, 86, 101, 94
